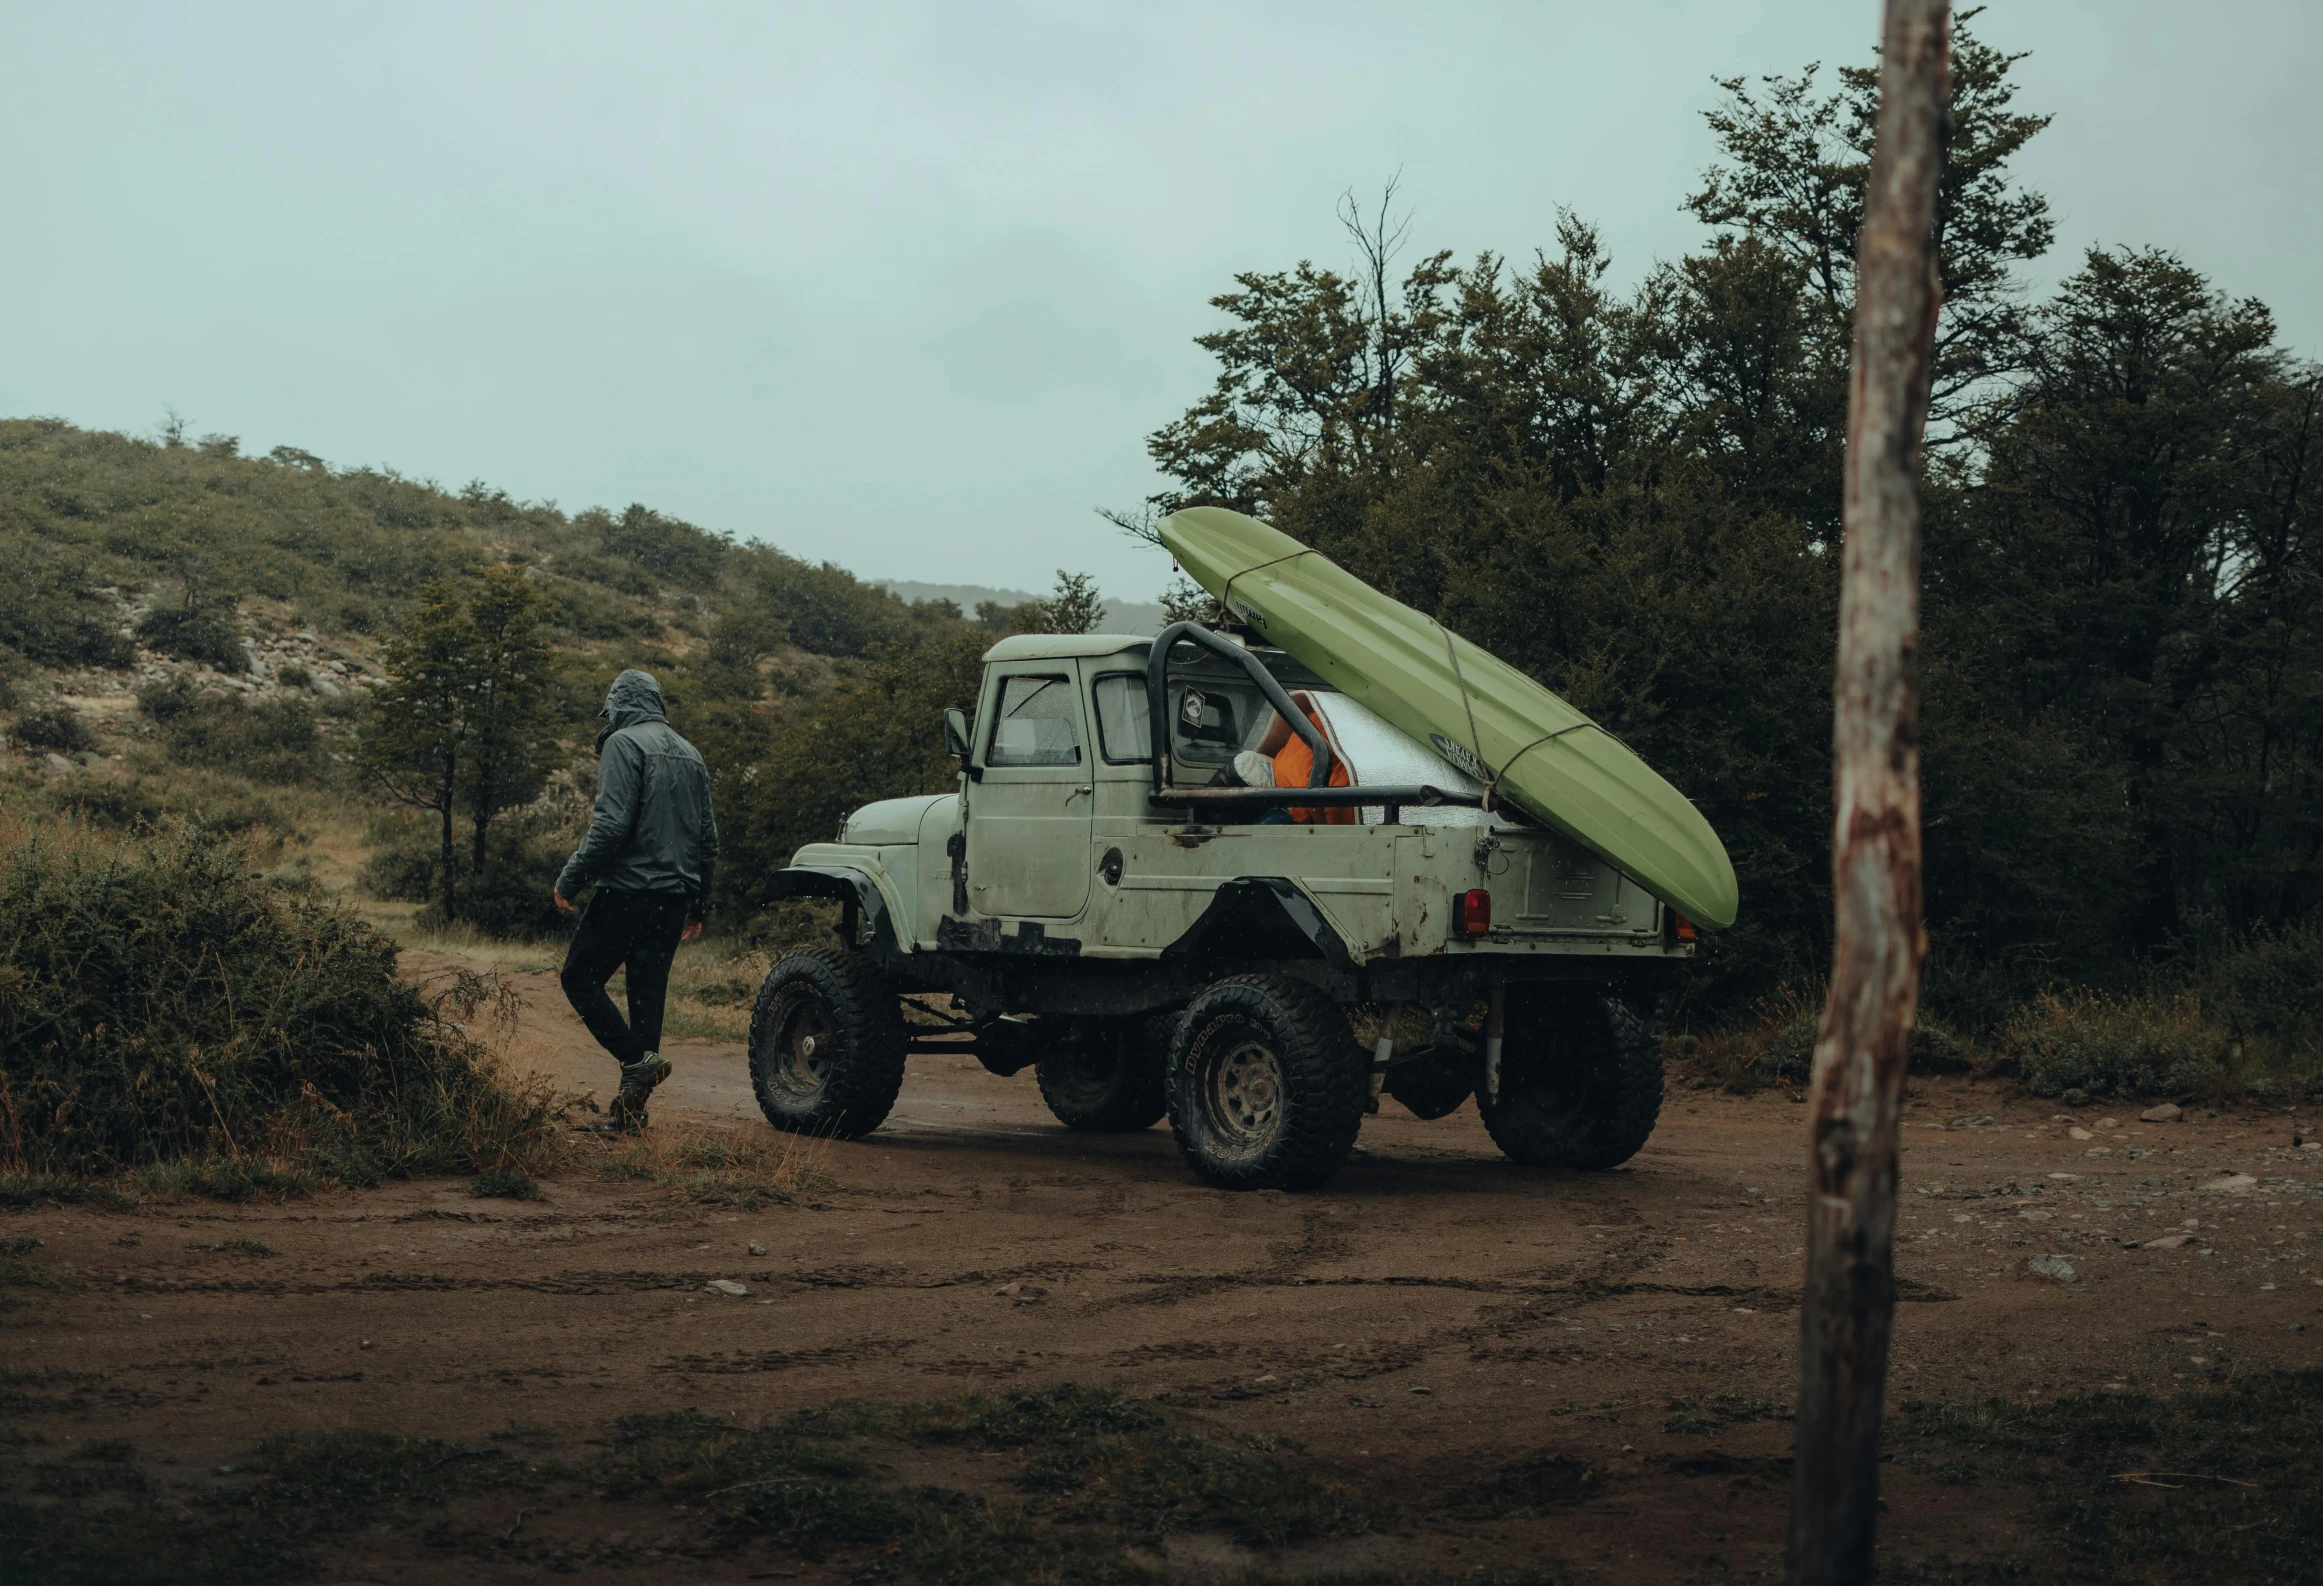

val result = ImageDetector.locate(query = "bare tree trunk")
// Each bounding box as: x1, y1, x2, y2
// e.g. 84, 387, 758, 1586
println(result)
1788, 4, 1949, 1583
438, 775, 459, 926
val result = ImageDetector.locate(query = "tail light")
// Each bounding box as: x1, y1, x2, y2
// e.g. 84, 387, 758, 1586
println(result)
1671, 913, 1698, 943
1457, 888, 1492, 936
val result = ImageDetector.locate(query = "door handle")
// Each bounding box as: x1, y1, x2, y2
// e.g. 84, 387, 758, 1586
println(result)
1067, 784, 1093, 802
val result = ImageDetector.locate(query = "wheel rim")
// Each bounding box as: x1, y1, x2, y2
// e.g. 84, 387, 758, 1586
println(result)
761, 990, 834, 1105
1496, 1011, 1612, 1134
1197, 1024, 1285, 1157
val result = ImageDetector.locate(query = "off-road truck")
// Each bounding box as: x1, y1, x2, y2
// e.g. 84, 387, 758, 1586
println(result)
746, 622, 1695, 1190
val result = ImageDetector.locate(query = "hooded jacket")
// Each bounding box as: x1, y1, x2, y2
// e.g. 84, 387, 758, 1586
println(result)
556, 669, 718, 911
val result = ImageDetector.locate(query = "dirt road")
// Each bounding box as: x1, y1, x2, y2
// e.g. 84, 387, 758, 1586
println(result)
5, 955, 2318, 1582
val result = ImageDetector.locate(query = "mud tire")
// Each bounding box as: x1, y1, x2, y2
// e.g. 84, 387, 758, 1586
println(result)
1165, 975, 1366, 1191
747, 948, 907, 1139
1476, 988, 1663, 1170
1035, 1018, 1169, 1133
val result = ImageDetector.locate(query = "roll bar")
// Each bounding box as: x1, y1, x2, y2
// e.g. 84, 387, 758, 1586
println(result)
1143, 621, 1486, 820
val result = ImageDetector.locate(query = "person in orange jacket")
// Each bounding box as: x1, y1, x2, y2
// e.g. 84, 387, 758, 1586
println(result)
1264, 705, 1353, 825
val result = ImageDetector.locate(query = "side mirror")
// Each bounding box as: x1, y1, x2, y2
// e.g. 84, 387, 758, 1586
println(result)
943, 707, 978, 779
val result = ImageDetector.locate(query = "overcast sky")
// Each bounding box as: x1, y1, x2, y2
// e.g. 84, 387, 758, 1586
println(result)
4, 2, 2315, 601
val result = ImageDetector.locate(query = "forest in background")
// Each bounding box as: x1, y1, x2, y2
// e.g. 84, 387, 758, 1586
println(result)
1114, 17, 2321, 1039
1, 16, 2316, 1102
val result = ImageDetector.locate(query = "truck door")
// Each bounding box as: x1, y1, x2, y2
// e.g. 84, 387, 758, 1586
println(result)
965, 664, 1094, 920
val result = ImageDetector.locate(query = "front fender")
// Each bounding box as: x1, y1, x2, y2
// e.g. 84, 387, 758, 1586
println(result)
766, 859, 900, 947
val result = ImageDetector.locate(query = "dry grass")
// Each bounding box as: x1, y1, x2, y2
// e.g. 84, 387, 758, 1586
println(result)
392, 921, 566, 972
583, 1119, 828, 1209
391, 926, 777, 1043
658, 946, 773, 1041
1673, 983, 1971, 1094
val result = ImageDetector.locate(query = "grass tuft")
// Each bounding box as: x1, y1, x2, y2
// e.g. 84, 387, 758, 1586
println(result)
1661, 1393, 1788, 1435
587, 1121, 827, 1210
1901, 1369, 2323, 1583
599, 1382, 1384, 1574
470, 1167, 542, 1200
184, 1238, 276, 1258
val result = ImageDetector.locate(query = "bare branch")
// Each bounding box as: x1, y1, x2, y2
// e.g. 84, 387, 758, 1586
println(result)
1095, 504, 1164, 547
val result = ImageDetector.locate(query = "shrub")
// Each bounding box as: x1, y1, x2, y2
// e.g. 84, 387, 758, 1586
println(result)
595, 503, 730, 587
2001, 989, 2226, 1100
0, 549, 134, 669
363, 798, 581, 940
12, 709, 93, 755
0, 820, 563, 1181
1684, 984, 1971, 1091
135, 606, 246, 671
138, 681, 325, 784
44, 777, 169, 831
2177, 920, 2323, 1065
718, 630, 987, 912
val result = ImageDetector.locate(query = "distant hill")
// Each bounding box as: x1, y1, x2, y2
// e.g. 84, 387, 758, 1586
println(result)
0, 416, 1141, 933
0, 417, 953, 677
876, 580, 1166, 635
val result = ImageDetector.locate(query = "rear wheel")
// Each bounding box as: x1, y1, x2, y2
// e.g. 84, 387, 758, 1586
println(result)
1166, 976, 1366, 1190
747, 948, 907, 1138
1035, 1017, 1168, 1133
1476, 987, 1662, 1169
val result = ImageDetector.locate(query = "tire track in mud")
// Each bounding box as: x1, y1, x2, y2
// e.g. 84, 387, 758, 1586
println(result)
651, 1338, 915, 1376
115, 1257, 1127, 1299
1069, 1213, 1958, 1405
1088, 1205, 1360, 1311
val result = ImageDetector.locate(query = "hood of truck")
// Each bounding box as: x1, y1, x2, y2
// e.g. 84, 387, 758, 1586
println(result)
839, 793, 956, 846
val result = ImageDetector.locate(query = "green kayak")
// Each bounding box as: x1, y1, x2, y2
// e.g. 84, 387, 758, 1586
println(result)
1160, 506, 1740, 930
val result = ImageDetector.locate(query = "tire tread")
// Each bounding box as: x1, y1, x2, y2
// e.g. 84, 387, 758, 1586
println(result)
746, 947, 907, 1139
1165, 974, 1366, 1190
1478, 990, 1663, 1170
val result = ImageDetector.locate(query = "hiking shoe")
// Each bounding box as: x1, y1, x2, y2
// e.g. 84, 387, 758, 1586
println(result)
609, 1052, 672, 1132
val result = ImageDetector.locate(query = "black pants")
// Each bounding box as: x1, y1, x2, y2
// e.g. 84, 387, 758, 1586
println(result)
559, 890, 690, 1068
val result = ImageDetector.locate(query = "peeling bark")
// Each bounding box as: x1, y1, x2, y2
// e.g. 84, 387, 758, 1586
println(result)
1788, 4, 1948, 1583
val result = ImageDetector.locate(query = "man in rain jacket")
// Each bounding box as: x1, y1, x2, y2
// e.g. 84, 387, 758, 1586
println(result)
555, 669, 718, 1130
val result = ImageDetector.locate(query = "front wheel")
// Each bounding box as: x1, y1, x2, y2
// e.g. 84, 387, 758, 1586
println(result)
1476, 987, 1663, 1170
747, 948, 907, 1138
1166, 976, 1366, 1190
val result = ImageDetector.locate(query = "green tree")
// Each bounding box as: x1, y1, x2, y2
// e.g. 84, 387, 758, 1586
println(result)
1041, 570, 1106, 634
1685, 9, 2055, 427
455, 566, 560, 878
362, 579, 474, 924
362, 569, 565, 924
1939, 248, 2322, 948
718, 629, 989, 911
1158, 576, 1218, 626
596, 502, 732, 586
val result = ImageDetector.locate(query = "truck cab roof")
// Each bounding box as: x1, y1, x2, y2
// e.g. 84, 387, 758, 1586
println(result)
981, 633, 1154, 663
